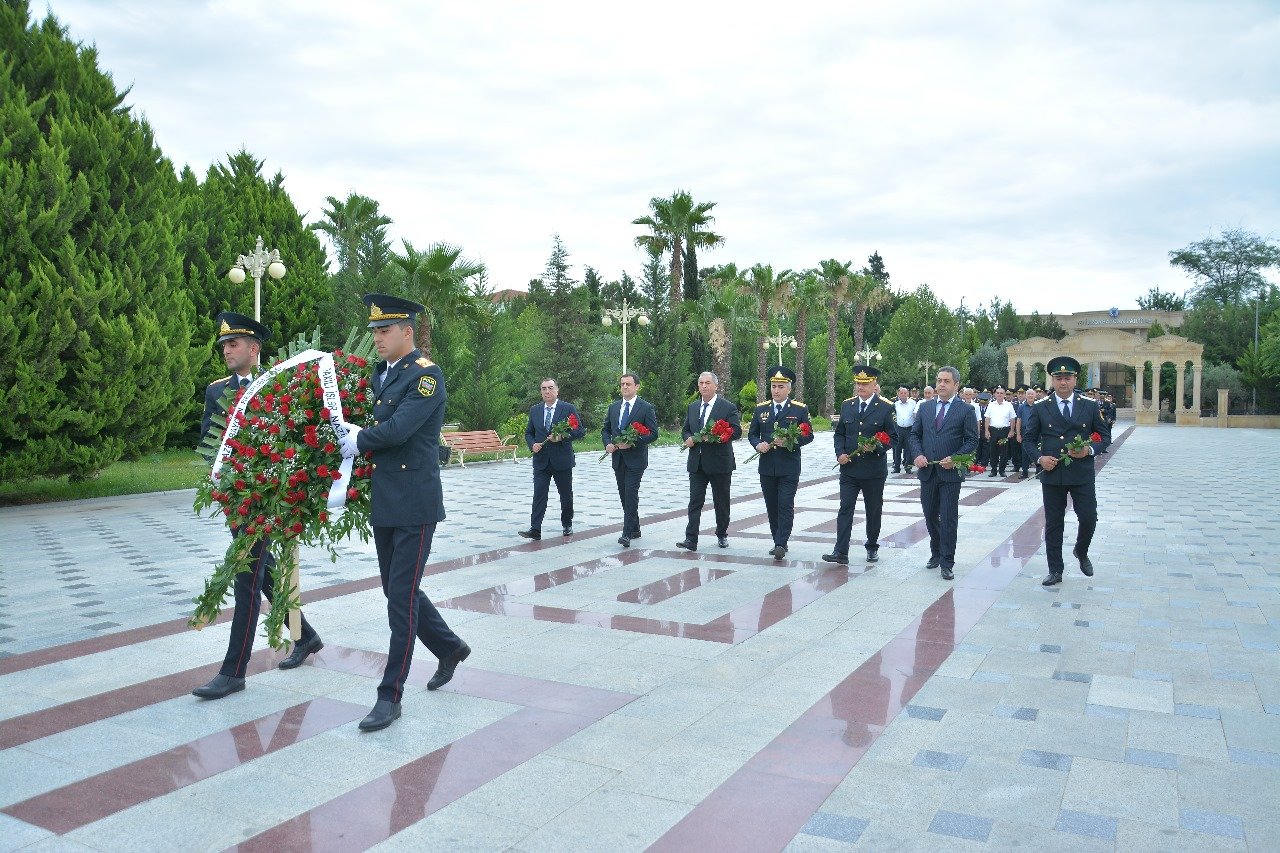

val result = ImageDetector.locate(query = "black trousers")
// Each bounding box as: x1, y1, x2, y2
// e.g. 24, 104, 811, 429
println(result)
685, 470, 732, 541
221, 531, 317, 678
613, 465, 645, 536
760, 473, 799, 547
373, 523, 463, 703
989, 427, 1011, 472
976, 432, 989, 466
833, 476, 885, 556
1041, 481, 1098, 572
920, 478, 962, 568
894, 426, 913, 470
530, 467, 573, 531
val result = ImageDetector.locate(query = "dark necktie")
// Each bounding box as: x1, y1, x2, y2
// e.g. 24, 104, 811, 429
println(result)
773, 403, 781, 418
1061, 399, 1070, 419
699, 401, 709, 427
544, 406, 553, 429
239, 376, 249, 390
620, 400, 630, 429
859, 400, 867, 417
935, 400, 948, 430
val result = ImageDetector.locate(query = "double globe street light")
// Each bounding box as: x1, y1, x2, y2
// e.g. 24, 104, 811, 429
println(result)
601, 297, 650, 374
227, 235, 286, 323
762, 327, 798, 365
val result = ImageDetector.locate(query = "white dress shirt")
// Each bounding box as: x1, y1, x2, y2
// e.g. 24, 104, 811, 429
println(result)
893, 398, 917, 427
985, 400, 1017, 429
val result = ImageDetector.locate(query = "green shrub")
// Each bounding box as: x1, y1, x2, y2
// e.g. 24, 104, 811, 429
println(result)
499, 412, 529, 443
738, 380, 758, 412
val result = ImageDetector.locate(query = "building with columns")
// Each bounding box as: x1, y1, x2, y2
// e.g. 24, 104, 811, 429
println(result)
1005, 310, 1204, 425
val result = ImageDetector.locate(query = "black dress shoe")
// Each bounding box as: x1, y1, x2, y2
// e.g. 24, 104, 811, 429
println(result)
941, 566, 954, 580
358, 700, 401, 731
904, 467, 913, 474
1074, 547, 1094, 576
822, 553, 849, 564
1041, 572, 1063, 586
192, 674, 245, 699
427, 642, 471, 691
892, 468, 901, 474
771, 545, 786, 560
618, 535, 631, 547
278, 636, 323, 670
562, 526, 573, 536
926, 558, 941, 569
676, 539, 697, 551
866, 549, 879, 563
988, 471, 998, 477
717, 536, 729, 548
630, 531, 641, 539
518, 529, 541, 540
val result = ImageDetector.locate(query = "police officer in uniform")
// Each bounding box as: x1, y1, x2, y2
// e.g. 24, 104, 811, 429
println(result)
824, 365, 895, 565
339, 295, 469, 731
747, 366, 814, 560
193, 312, 324, 700
1021, 356, 1111, 586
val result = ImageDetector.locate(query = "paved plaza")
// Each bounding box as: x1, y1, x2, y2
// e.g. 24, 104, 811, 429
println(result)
1, 424, 1278, 851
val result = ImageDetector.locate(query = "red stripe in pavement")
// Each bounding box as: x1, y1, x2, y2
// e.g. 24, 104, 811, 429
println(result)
3, 698, 367, 834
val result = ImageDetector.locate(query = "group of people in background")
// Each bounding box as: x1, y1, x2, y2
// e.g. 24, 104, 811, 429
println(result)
198, 300, 1114, 727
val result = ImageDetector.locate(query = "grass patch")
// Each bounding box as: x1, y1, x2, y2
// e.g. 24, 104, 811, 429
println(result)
0, 450, 207, 506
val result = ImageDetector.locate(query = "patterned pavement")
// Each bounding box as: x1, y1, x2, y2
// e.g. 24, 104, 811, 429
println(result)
0, 424, 1277, 851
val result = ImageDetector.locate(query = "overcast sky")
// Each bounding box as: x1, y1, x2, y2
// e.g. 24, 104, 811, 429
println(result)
44, 0, 1280, 314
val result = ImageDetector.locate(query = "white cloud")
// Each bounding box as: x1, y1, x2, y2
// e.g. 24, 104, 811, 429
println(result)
45, 0, 1280, 312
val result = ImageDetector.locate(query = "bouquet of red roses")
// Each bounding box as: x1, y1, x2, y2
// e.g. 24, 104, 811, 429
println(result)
192, 333, 376, 648
1036, 432, 1102, 477
547, 413, 581, 442
600, 421, 653, 460
683, 418, 734, 451
746, 420, 811, 463
857, 431, 893, 454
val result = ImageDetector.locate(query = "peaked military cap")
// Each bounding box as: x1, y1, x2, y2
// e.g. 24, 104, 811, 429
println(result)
852, 364, 880, 383
215, 311, 270, 345
767, 365, 796, 384
363, 293, 425, 328
1047, 355, 1081, 376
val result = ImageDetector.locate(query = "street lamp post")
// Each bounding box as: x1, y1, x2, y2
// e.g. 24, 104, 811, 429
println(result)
762, 328, 798, 364
917, 360, 936, 386
601, 297, 650, 374
855, 346, 882, 365
227, 235, 287, 323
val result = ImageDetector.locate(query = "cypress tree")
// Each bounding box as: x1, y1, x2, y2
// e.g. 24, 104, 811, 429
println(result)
0, 2, 194, 480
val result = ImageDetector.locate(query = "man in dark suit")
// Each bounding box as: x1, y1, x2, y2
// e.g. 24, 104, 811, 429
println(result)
339, 294, 469, 732
747, 365, 814, 560
601, 372, 659, 547
676, 371, 742, 551
519, 378, 586, 540
824, 365, 896, 565
1022, 356, 1112, 586
908, 366, 979, 581
192, 312, 324, 701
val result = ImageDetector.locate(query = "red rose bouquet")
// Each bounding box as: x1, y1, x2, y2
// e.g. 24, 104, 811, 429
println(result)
857, 430, 892, 454
600, 421, 653, 460
192, 334, 377, 648
746, 420, 811, 464
547, 412, 581, 442
683, 418, 734, 451
1036, 431, 1101, 477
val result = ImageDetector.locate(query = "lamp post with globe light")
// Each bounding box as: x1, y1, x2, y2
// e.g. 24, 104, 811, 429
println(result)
855, 346, 881, 365
918, 359, 936, 387
227, 236, 286, 323
762, 327, 798, 365
601, 298, 650, 374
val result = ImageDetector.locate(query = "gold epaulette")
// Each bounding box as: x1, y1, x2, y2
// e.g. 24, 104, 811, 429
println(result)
879, 396, 894, 404
793, 401, 807, 408
415, 357, 434, 368
843, 397, 856, 403
208, 375, 231, 387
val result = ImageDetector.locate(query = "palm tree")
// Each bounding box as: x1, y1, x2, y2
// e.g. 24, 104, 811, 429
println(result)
848, 271, 892, 356
699, 263, 760, 386
308, 193, 392, 277
746, 264, 795, 400
391, 241, 485, 357
786, 270, 828, 404
817, 259, 855, 416
633, 190, 725, 309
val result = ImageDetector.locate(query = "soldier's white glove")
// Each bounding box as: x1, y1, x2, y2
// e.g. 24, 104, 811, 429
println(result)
339, 425, 362, 458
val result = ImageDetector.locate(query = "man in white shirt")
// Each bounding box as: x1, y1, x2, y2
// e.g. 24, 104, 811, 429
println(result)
984, 386, 1018, 477
891, 386, 917, 474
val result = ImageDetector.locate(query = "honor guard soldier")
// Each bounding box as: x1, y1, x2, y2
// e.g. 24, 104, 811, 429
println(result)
825, 365, 895, 565
1021, 356, 1111, 586
339, 294, 469, 731
193, 313, 325, 700
747, 366, 814, 560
